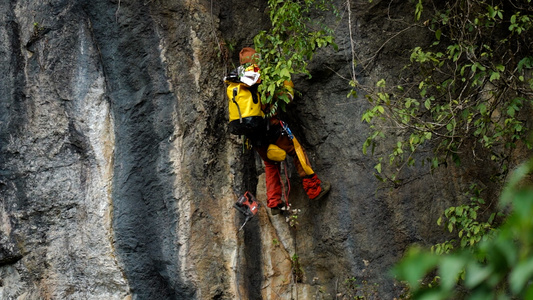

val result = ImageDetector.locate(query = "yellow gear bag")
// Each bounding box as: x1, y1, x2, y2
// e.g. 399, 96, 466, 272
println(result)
293, 137, 314, 176
267, 144, 287, 162
226, 82, 264, 122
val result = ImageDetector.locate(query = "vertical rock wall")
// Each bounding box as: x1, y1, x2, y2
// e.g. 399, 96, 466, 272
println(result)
0, 0, 510, 299
0, 0, 257, 298
0, 0, 127, 299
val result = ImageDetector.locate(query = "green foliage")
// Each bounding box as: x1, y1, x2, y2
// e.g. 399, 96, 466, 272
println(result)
291, 253, 304, 282
32, 22, 45, 36
359, 1, 533, 297
361, 0, 533, 182
432, 184, 499, 255
393, 157, 533, 299
253, 0, 337, 116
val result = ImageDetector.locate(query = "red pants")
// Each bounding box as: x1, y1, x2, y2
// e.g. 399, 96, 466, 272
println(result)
255, 134, 322, 208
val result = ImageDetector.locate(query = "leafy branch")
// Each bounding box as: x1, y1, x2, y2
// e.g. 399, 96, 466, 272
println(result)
361, 0, 533, 183
253, 0, 337, 116
432, 184, 500, 256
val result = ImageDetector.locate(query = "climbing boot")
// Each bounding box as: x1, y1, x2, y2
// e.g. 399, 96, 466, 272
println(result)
270, 203, 286, 215
312, 181, 331, 201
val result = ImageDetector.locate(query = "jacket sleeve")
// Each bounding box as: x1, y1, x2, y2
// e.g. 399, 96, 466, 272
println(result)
283, 80, 295, 102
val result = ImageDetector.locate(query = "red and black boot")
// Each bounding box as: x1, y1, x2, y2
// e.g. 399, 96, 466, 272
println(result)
303, 174, 331, 201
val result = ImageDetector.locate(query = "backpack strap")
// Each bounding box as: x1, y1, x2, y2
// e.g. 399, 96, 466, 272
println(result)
249, 85, 259, 104
231, 87, 242, 123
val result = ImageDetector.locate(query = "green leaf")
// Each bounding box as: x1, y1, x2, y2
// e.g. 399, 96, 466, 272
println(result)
425, 99, 431, 110
489, 72, 500, 82
501, 159, 533, 206
280, 67, 291, 78
526, 285, 533, 300
375, 162, 382, 173
510, 258, 533, 294
432, 157, 439, 168
362, 139, 370, 154
465, 262, 492, 288
517, 57, 532, 71
393, 246, 439, 289
456, 206, 464, 216
416, 289, 449, 300
446, 123, 453, 132
488, 213, 495, 224
440, 255, 466, 290
487, 6, 495, 18
415, 0, 423, 21
478, 103, 487, 115
507, 106, 516, 117
267, 83, 276, 96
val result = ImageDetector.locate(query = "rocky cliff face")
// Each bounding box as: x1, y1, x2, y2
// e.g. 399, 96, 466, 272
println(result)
0, 0, 507, 299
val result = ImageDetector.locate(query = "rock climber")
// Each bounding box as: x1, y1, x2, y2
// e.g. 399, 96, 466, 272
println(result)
237, 47, 331, 215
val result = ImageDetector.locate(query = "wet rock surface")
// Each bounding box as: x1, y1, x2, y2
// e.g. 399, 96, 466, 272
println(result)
0, 0, 508, 299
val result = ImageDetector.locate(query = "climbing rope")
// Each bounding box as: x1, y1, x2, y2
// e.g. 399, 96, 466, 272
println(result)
279, 161, 291, 209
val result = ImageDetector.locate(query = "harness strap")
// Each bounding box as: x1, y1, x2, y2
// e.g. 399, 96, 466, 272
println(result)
280, 121, 314, 175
